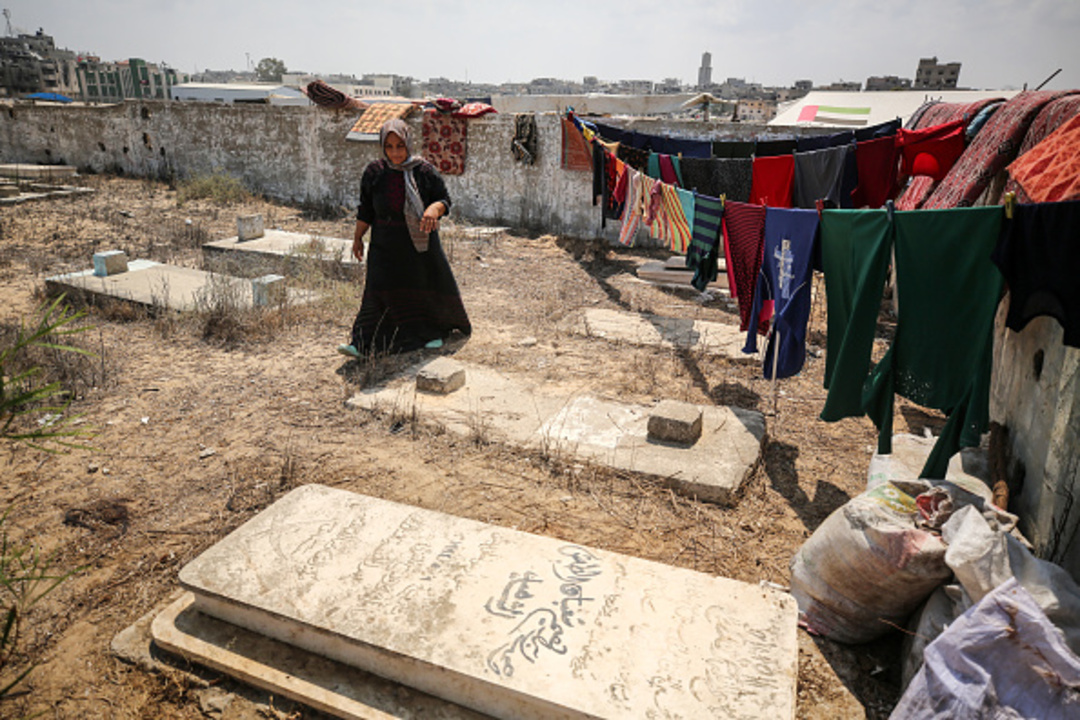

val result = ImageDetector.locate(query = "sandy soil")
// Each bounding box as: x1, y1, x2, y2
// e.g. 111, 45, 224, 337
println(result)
0, 174, 922, 718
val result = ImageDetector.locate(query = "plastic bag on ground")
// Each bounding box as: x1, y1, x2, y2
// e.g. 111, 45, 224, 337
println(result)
789, 481, 953, 643
942, 504, 1080, 656
890, 578, 1080, 720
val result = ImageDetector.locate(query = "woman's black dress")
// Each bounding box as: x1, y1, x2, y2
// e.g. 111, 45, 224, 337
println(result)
351, 159, 471, 353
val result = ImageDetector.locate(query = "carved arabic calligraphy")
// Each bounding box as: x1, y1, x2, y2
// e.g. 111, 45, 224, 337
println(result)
484, 545, 604, 678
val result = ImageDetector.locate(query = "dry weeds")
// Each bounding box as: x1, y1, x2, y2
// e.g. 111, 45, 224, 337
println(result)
0, 174, 932, 719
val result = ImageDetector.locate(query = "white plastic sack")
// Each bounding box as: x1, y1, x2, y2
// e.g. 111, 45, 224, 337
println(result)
789, 481, 952, 643
900, 584, 971, 690
890, 578, 1080, 720
943, 504, 1080, 656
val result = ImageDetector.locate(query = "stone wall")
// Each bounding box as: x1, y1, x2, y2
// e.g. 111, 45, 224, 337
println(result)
990, 307, 1080, 580
0, 100, 830, 241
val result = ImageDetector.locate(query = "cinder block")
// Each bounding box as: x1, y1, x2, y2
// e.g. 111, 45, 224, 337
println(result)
416, 357, 465, 394
92, 250, 129, 277
237, 214, 265, 241
648, 399, 703, 445
251, 274, 286, 306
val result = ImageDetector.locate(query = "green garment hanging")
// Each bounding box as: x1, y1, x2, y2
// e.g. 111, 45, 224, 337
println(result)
819, 209, 893, 421
819, 206, 1003, 479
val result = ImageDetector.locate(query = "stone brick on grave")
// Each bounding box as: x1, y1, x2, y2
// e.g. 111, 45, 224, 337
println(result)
237, 214, 265, 241
416, 357, 466, 394
93, 250, 129, 277
648, 399, 703, 445
251, 274, 286, 307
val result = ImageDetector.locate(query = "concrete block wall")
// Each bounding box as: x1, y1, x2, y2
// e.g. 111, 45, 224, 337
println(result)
990, 307, 1080, 581
0, 100, 828, 241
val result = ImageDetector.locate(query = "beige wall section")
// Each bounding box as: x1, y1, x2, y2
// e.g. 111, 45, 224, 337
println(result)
0, 100, 618, 239
990, 302, 1080, 581
0, 100, 823, 240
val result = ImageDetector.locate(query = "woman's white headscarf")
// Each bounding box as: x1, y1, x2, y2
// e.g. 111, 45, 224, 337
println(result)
380, 118, 430, 252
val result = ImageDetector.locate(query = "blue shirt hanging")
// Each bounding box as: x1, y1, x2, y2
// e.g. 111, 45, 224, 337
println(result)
743, 207, 820, 379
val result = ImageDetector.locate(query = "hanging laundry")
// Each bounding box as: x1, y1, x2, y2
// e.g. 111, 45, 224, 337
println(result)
792, 143, 858, 209
646, 153, 683, 186
796, 130, 855, 153
452, 102, 497, 119
1002, 94, 1080, 201
863, 207, 1004, 478
646, 153, 682, 186
1006, 114, 1080, 203
896, 119, 966, 183
894, 98, 1003, 210
511, 113, 538, 165
992, 199, 1080, 347
421, 109, 467, 175
617, 143, 650, 172
742, 208, 820, 380
652, 183, 693, 253
560, 117, 592, 171
680, 157, 753, 202
616, 169, 644, 247
606, 156, 627, 223
754, 138, 797, 157
593, 122, 711, 158
923, 90, 1078, 209
642, 175, 662, 228
854, 118, 901, 142
722, 200, 768, 333
851, 136, 899, 209
818, 209, 894, 421
687, 193, 725, 292
712, 140, 756, 159
750, 154, 795, 207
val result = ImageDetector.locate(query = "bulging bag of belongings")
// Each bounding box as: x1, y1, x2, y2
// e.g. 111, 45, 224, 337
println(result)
789, 480, 953, 643
890, 578, 1080, 720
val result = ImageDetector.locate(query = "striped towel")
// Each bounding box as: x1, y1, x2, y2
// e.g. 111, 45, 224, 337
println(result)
688, 193, 724, 290
617, 169, 643, 247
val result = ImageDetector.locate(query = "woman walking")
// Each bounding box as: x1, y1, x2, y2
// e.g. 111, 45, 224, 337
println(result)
338, 118, 471, 357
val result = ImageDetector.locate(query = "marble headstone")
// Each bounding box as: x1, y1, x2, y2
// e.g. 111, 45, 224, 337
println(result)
179, 485, 798, 719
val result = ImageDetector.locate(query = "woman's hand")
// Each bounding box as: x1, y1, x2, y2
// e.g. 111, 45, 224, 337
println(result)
353, 220, 369, 261
420, 202, 447, 234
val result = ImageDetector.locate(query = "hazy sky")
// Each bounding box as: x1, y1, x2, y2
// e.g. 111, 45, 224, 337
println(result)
10, 0, 1080, 90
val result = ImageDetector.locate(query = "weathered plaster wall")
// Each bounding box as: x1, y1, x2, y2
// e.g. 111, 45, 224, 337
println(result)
990, 307, 1080, 581
0, 100, 825, 241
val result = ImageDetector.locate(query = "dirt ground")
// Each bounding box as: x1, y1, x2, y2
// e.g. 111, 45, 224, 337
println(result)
0, 174, 923, 718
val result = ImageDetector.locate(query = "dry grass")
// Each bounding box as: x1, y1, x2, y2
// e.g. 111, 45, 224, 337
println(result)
175, 172, 250, 207
0, 175, 909, 719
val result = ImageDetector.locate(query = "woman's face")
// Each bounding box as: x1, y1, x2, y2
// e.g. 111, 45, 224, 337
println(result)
384, 133, 408, 165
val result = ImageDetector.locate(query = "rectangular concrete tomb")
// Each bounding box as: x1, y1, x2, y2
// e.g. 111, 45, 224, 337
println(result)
179, 485, 798, 720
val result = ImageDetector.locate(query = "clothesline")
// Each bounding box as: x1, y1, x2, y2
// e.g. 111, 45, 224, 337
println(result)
563, 103, 1080, 482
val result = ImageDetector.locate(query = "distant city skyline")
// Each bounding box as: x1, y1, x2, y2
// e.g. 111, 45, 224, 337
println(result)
8, 0, 1080, 91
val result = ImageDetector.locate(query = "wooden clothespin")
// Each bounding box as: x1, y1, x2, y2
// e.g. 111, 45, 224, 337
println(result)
815, 198, 825, 218
1004, 191, 1017, 220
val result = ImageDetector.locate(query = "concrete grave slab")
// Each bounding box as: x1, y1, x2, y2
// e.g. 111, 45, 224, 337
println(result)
176, 485, 798, 720
348, 362, 765, 505
0, 163, 77, 180
0, 183, 95, 206
151, 592, 486, 720
203, 229, 360, 278
662, 255, 727, 273
637, 260, 729, 292
46, 260, 316, 312
566, 307, 752, 361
